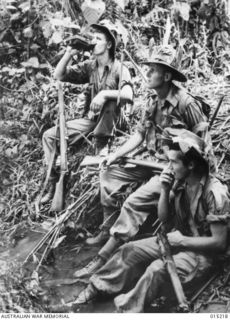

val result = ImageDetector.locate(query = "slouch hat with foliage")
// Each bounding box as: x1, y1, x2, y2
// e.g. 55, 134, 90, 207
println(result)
142, 45, 187, 83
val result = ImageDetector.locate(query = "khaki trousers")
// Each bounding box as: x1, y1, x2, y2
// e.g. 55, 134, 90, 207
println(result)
91, 237, 212, 312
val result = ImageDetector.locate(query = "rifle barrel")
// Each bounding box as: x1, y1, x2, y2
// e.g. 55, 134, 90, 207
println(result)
124, 157, 165, 171
209, 95, 225, 129
51, 82, 68, 212
80, 155, 165, 172
58, 82, 68, 172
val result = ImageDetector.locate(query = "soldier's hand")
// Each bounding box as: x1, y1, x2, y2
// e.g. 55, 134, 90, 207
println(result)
159, 166, 174, 191
65, 46, 77, 57
100, 153, 119, 168
167, 230, 184, 247
90, 91, 106, 114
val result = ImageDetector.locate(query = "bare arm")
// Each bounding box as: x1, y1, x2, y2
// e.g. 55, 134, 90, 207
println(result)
103, 85, 133, 102
158, 189, 171, 222
53, 47, 76, 80
90, 85, 133, 114
158, 168, 174, 222
168, 223, 228, 252
104, 131, 144, 166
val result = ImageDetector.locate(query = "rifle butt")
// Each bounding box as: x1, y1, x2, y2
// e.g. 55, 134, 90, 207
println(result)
166, 262, 188, 309
50, 174, 65, 212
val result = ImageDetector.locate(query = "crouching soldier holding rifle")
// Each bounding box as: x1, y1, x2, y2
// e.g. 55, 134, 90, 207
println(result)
68, 130, 230, 312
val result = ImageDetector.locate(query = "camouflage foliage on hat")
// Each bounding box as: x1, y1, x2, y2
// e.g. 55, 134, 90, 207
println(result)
142, 45, 187, 82
173, 131, 206, 158
162, 128, 208, 162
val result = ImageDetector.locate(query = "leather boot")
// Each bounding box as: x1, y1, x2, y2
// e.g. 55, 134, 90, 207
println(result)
85, 230, 109, 246
66, 284, 98, 306
73, 256, 104, 278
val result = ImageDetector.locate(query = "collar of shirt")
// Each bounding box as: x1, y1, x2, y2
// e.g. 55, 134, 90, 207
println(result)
146, 83, 181, 113
173, 175, 208, 218
164, 83, 180, 109
173, 175, 207, 193
91, 59, 113, 73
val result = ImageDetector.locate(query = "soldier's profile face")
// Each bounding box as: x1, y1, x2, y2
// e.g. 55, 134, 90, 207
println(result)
145, 64, 165, 89
92, 31, 110, 56
167, 150, 190, 181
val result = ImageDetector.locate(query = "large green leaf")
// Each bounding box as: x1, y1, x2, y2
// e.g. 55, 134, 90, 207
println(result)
49, 30, 63, 45
81, 0, 106, 24
172, 2, 191, 21
21, 57, 39, 68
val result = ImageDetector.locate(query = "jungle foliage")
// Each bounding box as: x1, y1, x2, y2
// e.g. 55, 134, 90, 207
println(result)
1, 0, 230, 312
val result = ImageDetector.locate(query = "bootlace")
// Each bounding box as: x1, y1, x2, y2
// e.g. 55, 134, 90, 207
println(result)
85, 256, 101, 271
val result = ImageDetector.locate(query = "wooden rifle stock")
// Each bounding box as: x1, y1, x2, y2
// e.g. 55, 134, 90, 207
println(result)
51, 82, 68, 211
157, 231, 189, 311
80, 155, 165, 172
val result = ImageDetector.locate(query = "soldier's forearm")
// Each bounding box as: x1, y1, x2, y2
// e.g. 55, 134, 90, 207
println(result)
158, 189, 171, 222
102, 86, 133, 102
114, 132, 144, 158
181, 235, 226, 252
180, 223, 227, 252
53, 48, 73, 80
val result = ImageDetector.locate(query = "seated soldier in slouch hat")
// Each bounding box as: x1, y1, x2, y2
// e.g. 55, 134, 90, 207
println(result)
41, 21, 133, 204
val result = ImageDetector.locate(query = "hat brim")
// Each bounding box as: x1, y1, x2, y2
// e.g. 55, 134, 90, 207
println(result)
142, 61, 187, 82
91, 24, 116, 48
161, 128, 207, 162
91, 24, 116, 59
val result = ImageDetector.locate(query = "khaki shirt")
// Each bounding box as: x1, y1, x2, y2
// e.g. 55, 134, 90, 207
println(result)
171, 175, 230, 238
136, 83, 207, 155
62, 58, 132, 110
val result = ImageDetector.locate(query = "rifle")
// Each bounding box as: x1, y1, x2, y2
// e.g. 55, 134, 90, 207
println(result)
209, 95, 225, 130
80, 155, 165, 172
157, 230, 189, 311
36, 124, 58, 214
51, 82, 68, 212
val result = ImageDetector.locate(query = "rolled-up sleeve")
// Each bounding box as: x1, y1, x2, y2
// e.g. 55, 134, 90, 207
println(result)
136, 120, 146, 137
205, 180, 230, 225
120, 65, 132, 90
135, 103, 150, 137
135, 95, 156, 137
183, 100, 207, 131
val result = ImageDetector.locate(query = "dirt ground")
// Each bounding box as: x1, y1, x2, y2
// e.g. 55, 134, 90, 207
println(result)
13, 229, 229, 314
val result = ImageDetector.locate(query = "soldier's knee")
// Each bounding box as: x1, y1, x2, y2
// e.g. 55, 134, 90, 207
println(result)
122, 193, 135, 211
120, 242, 133, 251
100, 168, 109, 182
146, 259, 164, 274
100, 169, 114, 192
120, 242, 134, 261
119, 242, 148, 267
43, 129, 50, 141
42, 127, 55, 144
